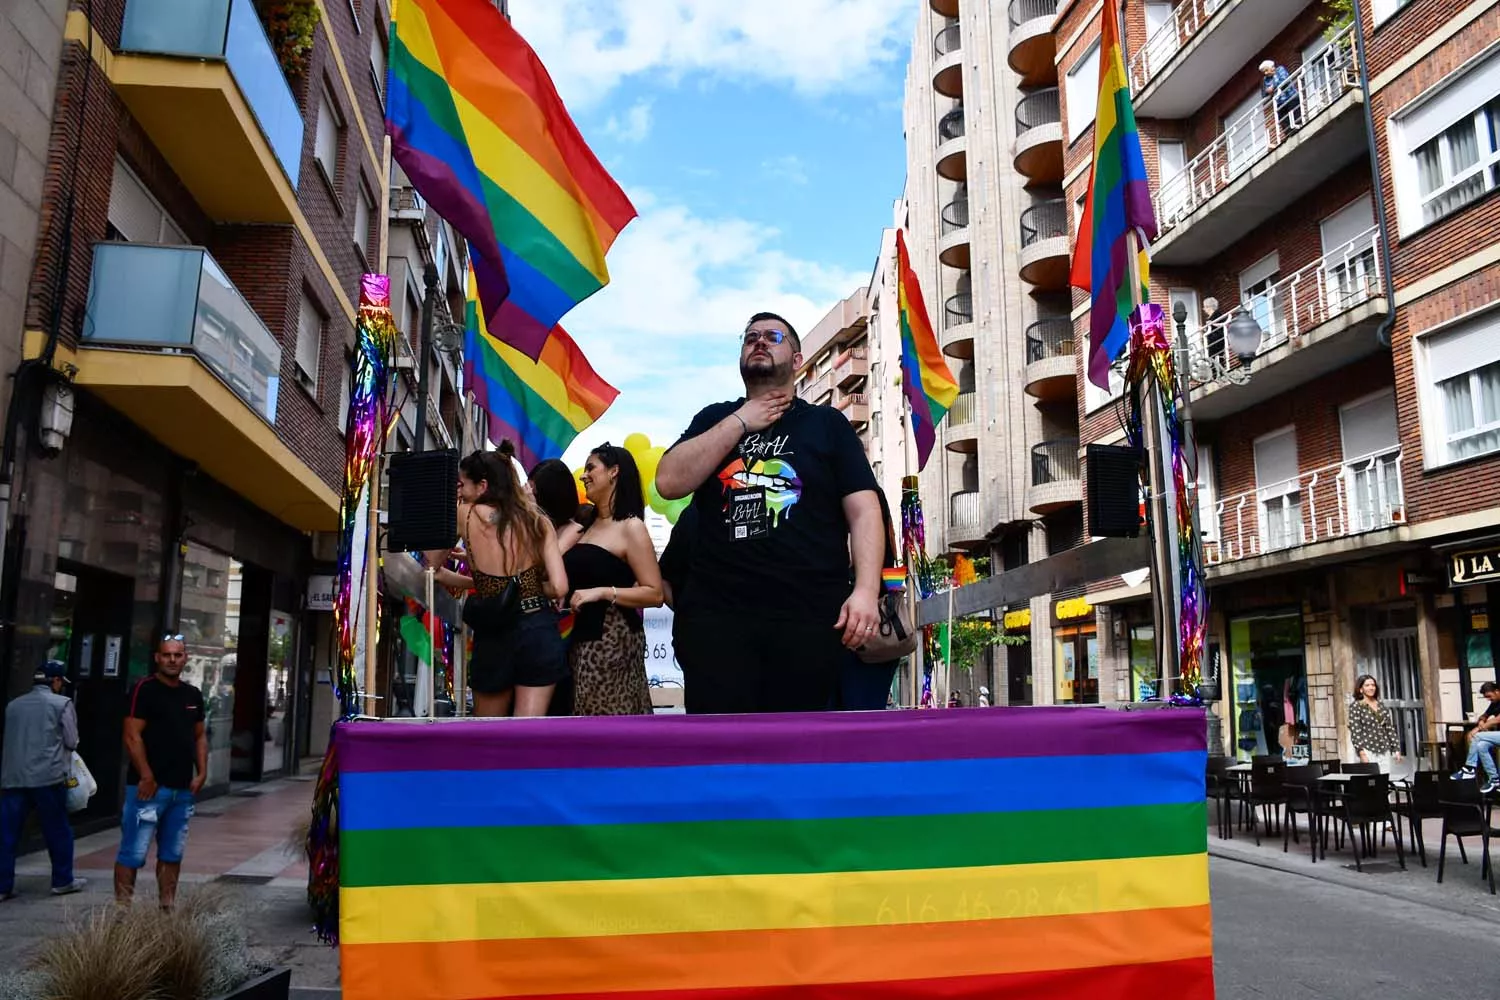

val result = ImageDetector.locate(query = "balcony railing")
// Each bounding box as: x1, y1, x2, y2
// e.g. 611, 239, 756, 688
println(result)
1008, 0, 1059, 27
1020, 200, 1067, 247
1128, 0, 1228, 94
1155, 24, 1358, 235
83, 242, 282, 422
938, 107, 966, 143
390, 186, 426, 218
1025, 317, 1075, 363
935, 21, 962, 56
1205, 448, 1405, 566
120, 0, 303, 186
1188, 227, 1382, 376
1015, 88, 1061, 135
800, 371, 832, 402
945, 292, 973, 327
951, 490, 983, 533
941, 192, 970, 235
1031, 439, 1080, 486
948, 391, 977, 427
833, 349, 869, 388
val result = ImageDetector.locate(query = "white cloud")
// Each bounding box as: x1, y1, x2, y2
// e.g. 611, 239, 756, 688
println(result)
510, 0, 915, 107
761, 154, 809, 186
557, 195, 868, 467
602, 99, 654, 143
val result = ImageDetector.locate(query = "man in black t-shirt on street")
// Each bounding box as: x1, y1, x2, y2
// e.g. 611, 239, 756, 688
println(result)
115, 635, 207, 909
657, 311, 884, 714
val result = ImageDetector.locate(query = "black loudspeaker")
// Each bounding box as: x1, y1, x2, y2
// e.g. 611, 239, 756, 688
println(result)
1087, 443, 1143, 539
387, 449, 460, 552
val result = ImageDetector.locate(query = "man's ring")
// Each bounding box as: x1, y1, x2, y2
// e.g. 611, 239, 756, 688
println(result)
865, 626, 874, 632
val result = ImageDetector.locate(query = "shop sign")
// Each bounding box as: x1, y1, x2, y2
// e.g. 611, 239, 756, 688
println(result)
1055, 597, 1094, 621
307, 574, 337, 611
1448, 545, 1500, 587
1003, 609, 1032, 631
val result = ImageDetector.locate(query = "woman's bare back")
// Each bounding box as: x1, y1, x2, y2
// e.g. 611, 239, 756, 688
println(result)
461, 502, 540, 577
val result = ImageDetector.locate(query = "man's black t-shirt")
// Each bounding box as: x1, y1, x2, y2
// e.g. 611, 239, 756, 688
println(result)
1480, 700, 1500, 724
126, 675, 205, 789
658, 503, 698, 610
673, 398, 878, 622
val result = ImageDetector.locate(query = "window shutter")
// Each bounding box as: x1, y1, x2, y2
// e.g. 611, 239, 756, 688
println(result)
1339, 391, 1399, 461
1254, 430, 1299, 494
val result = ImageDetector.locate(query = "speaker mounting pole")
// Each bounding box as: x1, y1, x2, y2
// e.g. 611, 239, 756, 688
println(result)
415, 262, 439, 453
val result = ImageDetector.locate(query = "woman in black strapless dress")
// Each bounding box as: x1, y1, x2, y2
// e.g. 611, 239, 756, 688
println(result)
564, 444, 663, 715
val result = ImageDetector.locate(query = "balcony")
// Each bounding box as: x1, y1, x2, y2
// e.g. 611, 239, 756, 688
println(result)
1024, 317, 1077, 402
835, 389, 870, 427
945, 391, 979, 454
1014, 88, 1063, 184
114, 0, 303, 223
1028, 438, 1081, 514
1185, 228, 1388, 421
931, 0, 959, 17
939, 191, 971, 268
1205, 449, 1406, 573
933, 22, 964, 99
1152, 25, 1365, 266
936, 108, 968, 182
1019, 200, 1069, 289
390, 186, 427, 223
1008, 0, 1059, 87
799, 370, 832, 404
949, 490, 986, 550
1130, 0, 1313, 119
79, 242, 339, 531
834, 348, 869, 390
942, 291, 975, 360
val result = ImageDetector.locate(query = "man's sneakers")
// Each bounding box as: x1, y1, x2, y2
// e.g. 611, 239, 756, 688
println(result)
49, 877, 86, 896
1451, 766, 1500, 794
1483, 778, 1500, 796
1452, 765, 1476, 780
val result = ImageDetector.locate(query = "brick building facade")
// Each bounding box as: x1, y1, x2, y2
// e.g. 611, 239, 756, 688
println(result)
1049, 0, 1500, 761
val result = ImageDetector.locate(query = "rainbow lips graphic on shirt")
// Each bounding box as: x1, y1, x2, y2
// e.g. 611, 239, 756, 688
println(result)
718, 457, 803, 528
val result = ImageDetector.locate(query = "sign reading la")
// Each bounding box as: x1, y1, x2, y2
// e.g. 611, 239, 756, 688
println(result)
1449, 545, 1500, 586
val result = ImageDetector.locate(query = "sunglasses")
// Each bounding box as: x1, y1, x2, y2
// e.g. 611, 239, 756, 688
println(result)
742, 329, 789, 347
162, 633, 185, 642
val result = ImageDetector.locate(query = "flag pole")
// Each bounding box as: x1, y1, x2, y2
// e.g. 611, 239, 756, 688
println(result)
1126, 232, 1181, 698
901, 401, 921, 710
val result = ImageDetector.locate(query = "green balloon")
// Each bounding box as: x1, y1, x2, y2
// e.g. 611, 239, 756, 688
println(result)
645, 476, 670, 516
665, 495, 691, 524
399, 614, 433, 666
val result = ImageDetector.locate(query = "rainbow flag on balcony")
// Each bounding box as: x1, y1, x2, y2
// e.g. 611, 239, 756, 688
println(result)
897, 230, 959, 470
1069, 5, 1157, 389
335, 708, 1214, 999
463, 265, 618, 471
386, 0, 636, 360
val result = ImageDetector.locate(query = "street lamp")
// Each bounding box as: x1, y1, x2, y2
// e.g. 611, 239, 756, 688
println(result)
1226, 309, 1265, 368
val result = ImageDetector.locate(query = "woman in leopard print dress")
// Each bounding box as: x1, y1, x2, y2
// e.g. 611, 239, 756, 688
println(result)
563, 444, 662, 715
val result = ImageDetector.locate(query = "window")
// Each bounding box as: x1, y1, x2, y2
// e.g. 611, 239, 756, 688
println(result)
370, 30, 387, 104
1158, 140, 1188, 224
1421, 310, 1500, 465
1254, 428, 1302, 552
1319, 195, 1377, 310
1193, 443, 1217, 543
336, 351, 352, 433
108, 158, 187, 244
1372, 0, 1412, 24
314, 88, 343, 186
1224, 88, 1268, 174
1339, 390, 1402, 532
1394, 50, 1500, 231
1238, 253, 1282, 344
1084, 355, 1126, 413
353, 184, 372, 264
296, 294, 323, 391
1064, 40, 1101, 142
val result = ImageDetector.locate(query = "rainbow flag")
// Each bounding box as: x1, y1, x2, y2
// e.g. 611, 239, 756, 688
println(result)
387, 0, 636, 359
463, 266, 617, 471
896, 230, 959, 470
335, 709, 1214, 999
1069, 6, 1157, 390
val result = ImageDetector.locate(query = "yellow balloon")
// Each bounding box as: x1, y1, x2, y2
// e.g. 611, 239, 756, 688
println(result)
573, 467, 588, 504
622, 432, 651, 457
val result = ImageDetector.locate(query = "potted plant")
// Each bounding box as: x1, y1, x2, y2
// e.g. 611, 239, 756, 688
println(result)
254, 0, 322, 79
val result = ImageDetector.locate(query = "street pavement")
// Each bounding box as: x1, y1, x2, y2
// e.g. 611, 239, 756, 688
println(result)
3, 775, 1495, 998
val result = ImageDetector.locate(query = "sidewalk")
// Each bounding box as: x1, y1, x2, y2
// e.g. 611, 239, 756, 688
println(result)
1208, 812, 1500, 917
0, 776, 340, 996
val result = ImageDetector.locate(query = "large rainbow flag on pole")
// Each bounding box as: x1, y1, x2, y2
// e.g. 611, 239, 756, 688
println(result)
463, 264, 618, 470
335, 709, 1214, 999
1070, 5, 1157, 390
896, 230, 959, 471
387, 0, 636, 360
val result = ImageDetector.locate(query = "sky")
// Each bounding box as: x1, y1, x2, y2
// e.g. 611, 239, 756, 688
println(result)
503, 0, 917, 470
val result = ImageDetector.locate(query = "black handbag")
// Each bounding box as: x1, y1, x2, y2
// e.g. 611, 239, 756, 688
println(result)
856, 492, 919, 665
461, 578, 520, 633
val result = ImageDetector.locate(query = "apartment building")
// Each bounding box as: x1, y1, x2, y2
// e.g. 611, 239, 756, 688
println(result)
907, 0, 1113, 707
0, 1, 471, 814
1052, 0, 1500, 761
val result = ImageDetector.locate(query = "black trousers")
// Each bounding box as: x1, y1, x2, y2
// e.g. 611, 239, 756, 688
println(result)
675, 610, 847, 714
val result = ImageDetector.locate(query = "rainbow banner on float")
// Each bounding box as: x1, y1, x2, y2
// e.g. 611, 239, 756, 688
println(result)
335, 709, 1213, 999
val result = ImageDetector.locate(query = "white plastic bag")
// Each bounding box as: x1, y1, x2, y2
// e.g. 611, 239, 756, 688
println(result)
65, 751, 96, 813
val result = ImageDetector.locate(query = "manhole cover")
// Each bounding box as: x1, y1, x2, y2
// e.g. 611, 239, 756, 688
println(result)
216, 874, 275, 885
1343, 862, 1404, 874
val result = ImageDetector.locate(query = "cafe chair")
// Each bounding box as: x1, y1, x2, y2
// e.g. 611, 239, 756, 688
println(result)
1336, 773, 1405, 873
1436, 776, 1497, 895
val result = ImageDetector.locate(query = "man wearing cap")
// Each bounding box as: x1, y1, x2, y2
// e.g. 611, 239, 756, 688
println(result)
0, 660, 86, 900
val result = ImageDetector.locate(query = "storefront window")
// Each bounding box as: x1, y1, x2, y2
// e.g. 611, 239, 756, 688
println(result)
1130, 624, 1158, 701
1229, 614, 1309, 761
178, 543, 239, 789
1054, 627, 1100, 704
264, 610, 295, 777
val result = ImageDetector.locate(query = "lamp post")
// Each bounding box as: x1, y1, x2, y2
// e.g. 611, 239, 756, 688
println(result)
1226, 309, 1264, 372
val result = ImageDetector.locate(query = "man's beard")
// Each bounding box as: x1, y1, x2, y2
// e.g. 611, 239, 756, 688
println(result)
740, 353, 792, 388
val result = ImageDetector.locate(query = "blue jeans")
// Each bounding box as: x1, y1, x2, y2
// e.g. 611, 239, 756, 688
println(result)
1466, 731, 1500, 780
116, 787, 195, 868
834, 653, 899, 711
0, 784, 75, 893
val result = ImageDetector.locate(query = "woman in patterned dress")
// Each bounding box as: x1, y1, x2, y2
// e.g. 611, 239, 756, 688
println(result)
1348, 674, 1403, 773
563, 444, 661, 715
